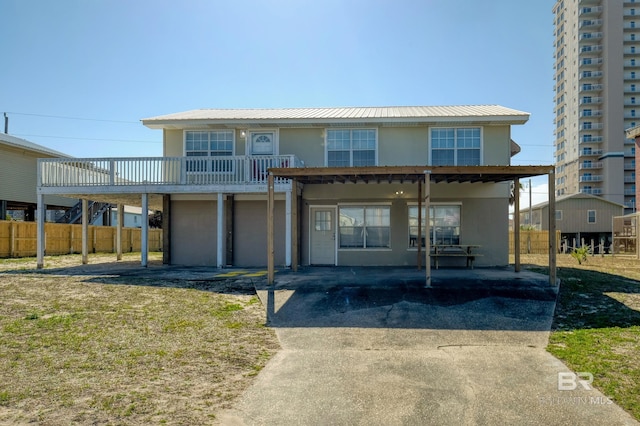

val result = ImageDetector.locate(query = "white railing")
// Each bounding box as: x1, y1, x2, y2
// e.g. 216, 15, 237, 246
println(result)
39, 155, 303, 188
579, 162, 603, 170
579, 175, 603, 182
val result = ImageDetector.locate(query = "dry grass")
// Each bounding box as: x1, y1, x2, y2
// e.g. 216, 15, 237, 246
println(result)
518, 253, 640, 420
0, 253, 280, 425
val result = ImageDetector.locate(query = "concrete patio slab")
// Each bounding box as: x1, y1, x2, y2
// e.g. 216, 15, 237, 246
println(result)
217, 267, 638, 426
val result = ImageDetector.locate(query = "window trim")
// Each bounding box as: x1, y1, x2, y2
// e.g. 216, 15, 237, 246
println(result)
183, 129, 236, 157
325, 128, 379, 167
587, 210, 597, 224
183, 130, 236, 173
428, 126, 483, 166
556, 210, 563, 221
337, 204, 391, 250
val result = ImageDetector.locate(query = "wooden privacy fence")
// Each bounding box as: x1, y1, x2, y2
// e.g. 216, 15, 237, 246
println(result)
509, 230, 561, 254
0, 220, 162, 258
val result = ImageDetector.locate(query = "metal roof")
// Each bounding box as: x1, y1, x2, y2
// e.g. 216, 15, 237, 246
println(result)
142, 105, 530, 128
523, 192, 626, 212
0, 133, 72, 158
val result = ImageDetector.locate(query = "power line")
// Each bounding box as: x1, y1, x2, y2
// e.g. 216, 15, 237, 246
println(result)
14, 133, 159, 144
5, 111, 139, 124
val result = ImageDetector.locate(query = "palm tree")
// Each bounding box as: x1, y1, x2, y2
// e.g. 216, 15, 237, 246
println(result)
509, 181, 524, 206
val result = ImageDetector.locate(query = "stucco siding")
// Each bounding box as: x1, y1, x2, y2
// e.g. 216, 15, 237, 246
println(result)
300, 191, 508, 267
379, 127, 428, 166
279, 128, 324, 166
303, 182, 509, 201
164, 130, 183, 157
170, 200, 218, 266
482, 126, 511, 165
233, 200, 286, 267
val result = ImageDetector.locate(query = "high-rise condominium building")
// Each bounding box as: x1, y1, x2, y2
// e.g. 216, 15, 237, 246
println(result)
553, 0, 640, 212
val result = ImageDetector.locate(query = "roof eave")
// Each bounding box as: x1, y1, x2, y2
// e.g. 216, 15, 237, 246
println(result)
142, 115, 530, 130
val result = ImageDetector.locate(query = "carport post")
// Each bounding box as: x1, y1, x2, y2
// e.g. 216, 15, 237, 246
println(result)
514, 178, 521, 272
548, 171, 557, 286
292, 180, 299, 272
285, 189, 292, 268
267, 173, 275, 284
82, 199, 88, 265
417, 179, 422, 270
36, 192, 45, 269
425, 171, 431, 287
141, 193, 148, 268
116, 204, 123, 261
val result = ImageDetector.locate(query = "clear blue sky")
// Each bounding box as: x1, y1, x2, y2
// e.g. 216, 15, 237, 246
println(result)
1, 0, 555, 203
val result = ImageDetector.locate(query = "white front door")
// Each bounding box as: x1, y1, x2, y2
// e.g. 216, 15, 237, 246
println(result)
310, 207, 336, 265
249, 131, 276, 155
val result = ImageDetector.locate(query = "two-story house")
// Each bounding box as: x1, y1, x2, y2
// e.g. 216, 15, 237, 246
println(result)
36, 105, 556, 281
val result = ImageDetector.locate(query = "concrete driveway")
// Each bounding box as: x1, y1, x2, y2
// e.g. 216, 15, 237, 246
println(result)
217, 267, 638, 426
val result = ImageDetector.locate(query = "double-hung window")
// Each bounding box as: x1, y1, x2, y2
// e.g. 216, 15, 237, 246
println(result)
339, 206, 390, 248
185, 131, 234, 172
408, 204, 461, 247
327, 129, 377, 167
430, 128, 481, 166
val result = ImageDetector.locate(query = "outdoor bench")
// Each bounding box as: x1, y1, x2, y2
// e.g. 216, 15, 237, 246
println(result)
430, 245, 482, 269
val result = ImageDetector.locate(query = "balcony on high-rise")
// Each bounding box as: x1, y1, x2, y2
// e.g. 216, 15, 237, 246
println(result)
579, 122, 603, 130
579, 175, 603, 182
580, 57, 603, 67
579, 109, 603, 118
579, 19, 603, 29
580, 83, 603, 92
579, 6, 602, 16
580, 135, 603, 143
579, 96, 602, 105
579, 70, 603, 79
579, 32, 603, 41
580, 188, 603, 195
580, 45, 603, 54
579, 162, 603, 170
580, 148, 603, 156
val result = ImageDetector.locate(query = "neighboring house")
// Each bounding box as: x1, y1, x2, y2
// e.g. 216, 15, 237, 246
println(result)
91, 206, 149, 228
0, 132, 77, 221
35, 105, 555, 273
520, 192, 624, 249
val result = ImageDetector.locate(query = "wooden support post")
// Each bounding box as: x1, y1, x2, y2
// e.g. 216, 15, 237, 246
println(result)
424, 171, 431, 287
548, 171, 557, 286
116, 204, 123, 261
141, 193, 149, 267
292, 180, 299, 272
267, 173, 275, 284
514, 178, 521, 272
36, 193, 45, 268
285, 189, 292, 268
417, 178, 422, 270
82, 199, 88, 264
